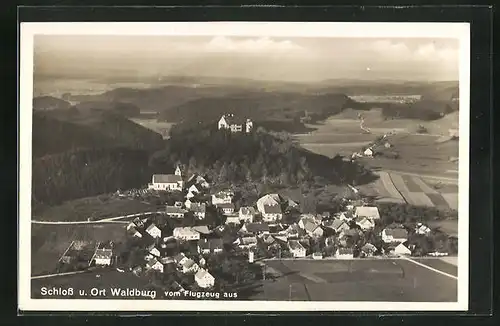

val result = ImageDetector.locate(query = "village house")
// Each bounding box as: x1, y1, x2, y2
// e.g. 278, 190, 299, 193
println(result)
354, 206, 380, 220
239, 222, 270, 236
126, 223, 143, 238
381, 227, 409, 243
261, 204, 283, 222
363, 148, 374, 157
192, 225, 212, 236
195, 269, 216, 289
288, 240, 306, 258
188, 184, 201, 196
234, 236, 258, 249
256, 194, 284, 221
217, 202, 235, 215
166, 206, 187, 218
285, 223, 302, 239
174, 253, 189, 266
298, 214, 321, 229
190, 203, 206, 220
415, 223, 432, 235
197, 238, 224, 254
195, 175, 210, 189
268, 224, 286, 235
323, 219, 350, 234
312, 252, 323, 260
218, 114, 253, 133
225, 215, 241, 225
146, 258, 164, 273
361, 243, 378, 257
355, 216, 375, 230
336, 247, 354, 259
94, 248, 113, 266
180, 258, 200, 274
184, 198, 193, 209
211, 190, 234, 205
145, 223, 162, 239
261, 234, 276, 248
239, 206, 256, 222
148, 166, 184, 191
393, 242, 412, 255
173, 227, 200, 241
148, 246, 161, 258
302, 220, 324, 238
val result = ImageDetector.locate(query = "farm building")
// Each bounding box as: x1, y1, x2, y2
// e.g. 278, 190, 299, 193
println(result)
381, 227, 409, 243
234, 236, 258, 249
195, 269, 216, 289
166, 206, 187, 218
198, 238, 224, 254
146, 258, 164, 273
415, 223, 432, 235
145, 224, 162, 239
239, 223, 270, 235
190, 203, 206, 219
225, 215, 241, 225
239, 206, 257, 222
288, 240, 306, 258
355, 216, 375, 230
94, 248, 113, 266
393, 242, 412, 255
211, 190, 234, 205
336, 247, 354, 259
217, 202, 235, 215
173, 227, 200, 241
323, 219, 350, 234
180, 259, 200, 274
354, 206, 380, 220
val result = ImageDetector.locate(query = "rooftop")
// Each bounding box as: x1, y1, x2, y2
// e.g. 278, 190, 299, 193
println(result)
355, 206, 380, 219
217, 203, 235, 209
166, 206, 187, 214
94, 248, 112, 259
243, 223, 270, 233
239, 206, 256, 215
384, 227, 409, 239
263, 204, 282, 214
153, 174, 182, 183
198, 238, 224, 250
288, 240, 305, 251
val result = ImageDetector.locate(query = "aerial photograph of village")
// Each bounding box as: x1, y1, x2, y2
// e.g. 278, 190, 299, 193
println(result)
29, 32, 461, 303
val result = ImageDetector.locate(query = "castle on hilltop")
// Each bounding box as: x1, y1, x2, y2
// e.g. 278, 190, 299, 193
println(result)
217, 114, 253, 133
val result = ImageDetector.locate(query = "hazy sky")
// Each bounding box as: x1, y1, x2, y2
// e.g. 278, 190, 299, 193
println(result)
34, 35, 460, 82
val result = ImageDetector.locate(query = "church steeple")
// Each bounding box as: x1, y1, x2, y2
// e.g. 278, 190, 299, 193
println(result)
175, 165, 182, 177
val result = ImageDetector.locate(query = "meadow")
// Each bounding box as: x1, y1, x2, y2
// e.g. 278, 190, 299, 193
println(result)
31, 224, 128, 276
33, 194, 156, 222
252, 259, 457, 302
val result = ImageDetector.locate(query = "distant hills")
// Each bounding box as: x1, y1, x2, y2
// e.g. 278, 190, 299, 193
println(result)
40, 78, 458, 127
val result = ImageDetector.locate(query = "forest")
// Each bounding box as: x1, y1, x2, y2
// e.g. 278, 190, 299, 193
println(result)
150, 123, 377, 189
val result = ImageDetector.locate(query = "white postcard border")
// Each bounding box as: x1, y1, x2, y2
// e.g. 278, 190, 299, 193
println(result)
18, 21, 470, 312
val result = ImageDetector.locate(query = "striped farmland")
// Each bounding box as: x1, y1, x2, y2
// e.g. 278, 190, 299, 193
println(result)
426, 193, 451, 208
412, 177, 440, 194
376, 172, 406, 202
401, 175, 425, 192
442, 194, 459, 211
404, 192, 435, 207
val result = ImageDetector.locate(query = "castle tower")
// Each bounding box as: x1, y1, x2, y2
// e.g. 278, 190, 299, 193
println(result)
175, 165, 182, 177
245, 119, 253, 133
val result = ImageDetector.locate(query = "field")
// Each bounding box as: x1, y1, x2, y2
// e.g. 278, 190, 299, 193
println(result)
129, 117, 175, 139
251, 259, 457, 302
296, 114, 459, 177
33, 194, 155, 222
31, 224, 128, 276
